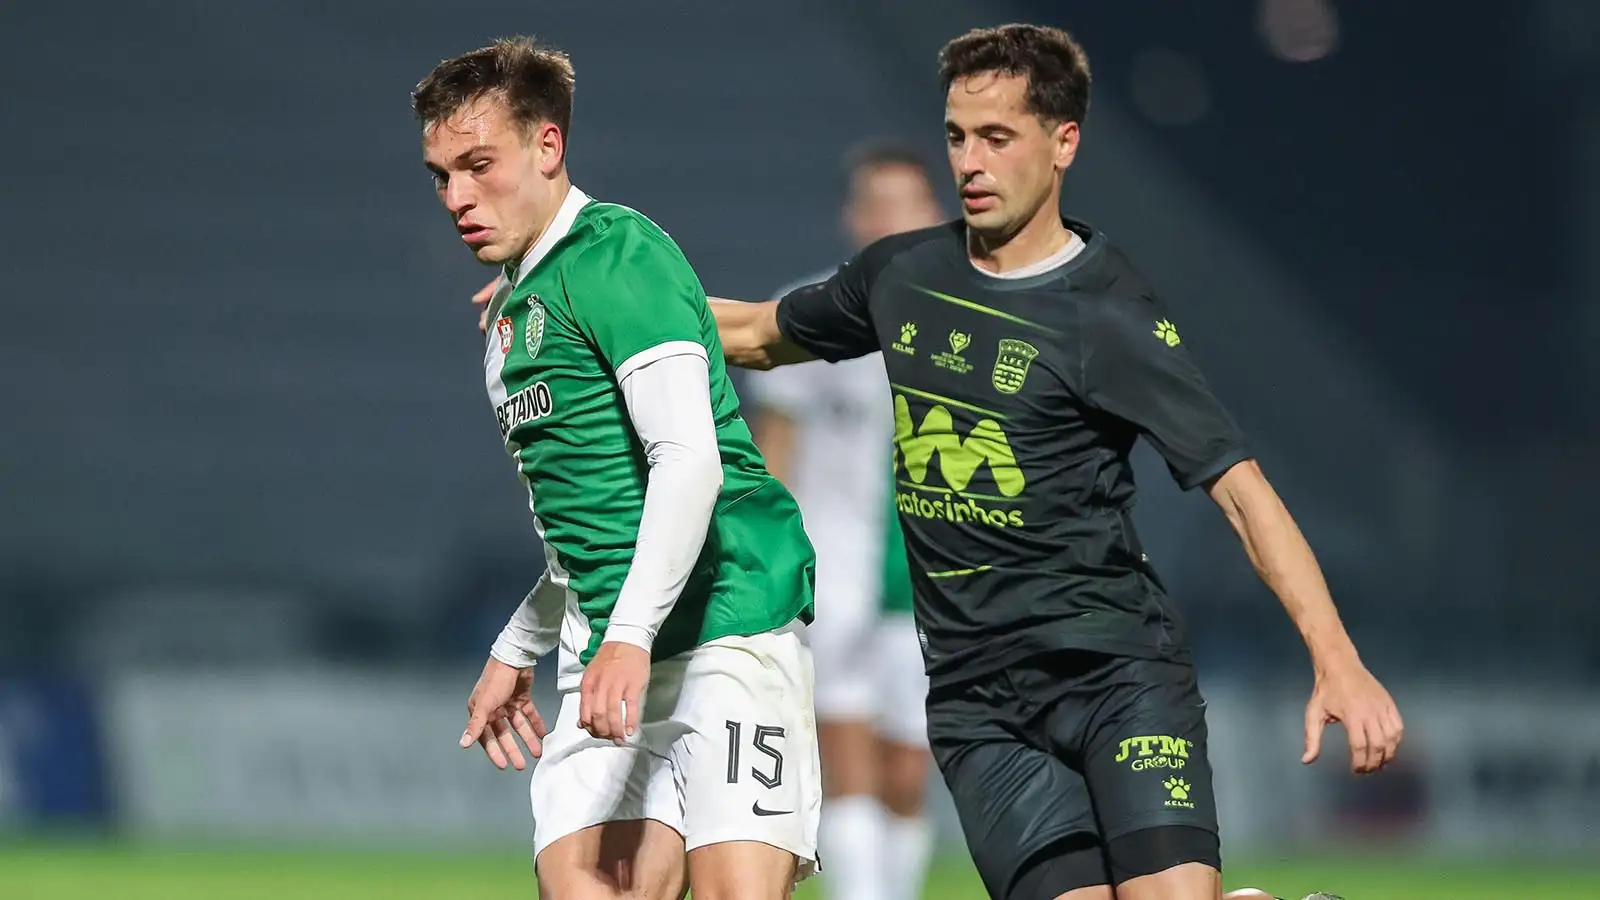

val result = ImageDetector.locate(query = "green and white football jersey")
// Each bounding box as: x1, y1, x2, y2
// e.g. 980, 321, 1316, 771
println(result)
483, 187, 816, 666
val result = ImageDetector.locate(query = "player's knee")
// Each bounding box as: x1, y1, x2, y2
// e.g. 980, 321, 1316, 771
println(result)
538, 864, 686, 900
687, 841, 801, 900
878, 744, 929, 816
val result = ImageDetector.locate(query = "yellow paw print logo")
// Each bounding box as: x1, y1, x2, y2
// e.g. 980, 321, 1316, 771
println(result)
900, 322, 918, 344
1153, 319, 1181, 347
1164, 777, 1190, 801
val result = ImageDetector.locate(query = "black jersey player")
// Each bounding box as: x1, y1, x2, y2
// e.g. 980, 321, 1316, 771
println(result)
711, 23, 1401, 900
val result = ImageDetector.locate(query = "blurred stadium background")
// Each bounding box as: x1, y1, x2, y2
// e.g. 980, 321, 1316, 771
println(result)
3, 0, 1598, 897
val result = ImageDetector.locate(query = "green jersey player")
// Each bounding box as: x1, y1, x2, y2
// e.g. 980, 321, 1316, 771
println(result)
414, 36, 821, 900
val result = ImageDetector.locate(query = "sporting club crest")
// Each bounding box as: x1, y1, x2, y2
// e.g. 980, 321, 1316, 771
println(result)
524, 294, 546, 358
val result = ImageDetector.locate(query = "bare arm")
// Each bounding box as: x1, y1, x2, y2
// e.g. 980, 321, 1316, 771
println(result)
708, 298, 815, 370
1206, 459, 1356, 667
1207, 459, 1403, 773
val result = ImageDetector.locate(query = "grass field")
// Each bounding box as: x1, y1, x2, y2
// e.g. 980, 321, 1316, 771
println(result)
1, 843, 1597, 900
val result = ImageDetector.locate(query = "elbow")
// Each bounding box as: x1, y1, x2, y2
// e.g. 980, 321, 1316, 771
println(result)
653, 443, 725, 502
694, 448, 726, 496
1207, 462, 1263, 538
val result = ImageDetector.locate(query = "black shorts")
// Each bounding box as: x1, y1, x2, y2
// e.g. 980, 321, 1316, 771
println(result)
927, 650, 1221, 898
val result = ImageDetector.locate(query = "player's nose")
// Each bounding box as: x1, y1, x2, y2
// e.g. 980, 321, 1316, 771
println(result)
955, 142, 985, 177
442, 178, 477, 216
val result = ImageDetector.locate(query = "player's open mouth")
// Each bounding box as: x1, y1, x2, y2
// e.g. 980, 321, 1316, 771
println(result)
458, 224, 492, 246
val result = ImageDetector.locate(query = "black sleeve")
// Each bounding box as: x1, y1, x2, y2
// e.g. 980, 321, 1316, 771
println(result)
1082, 295, 1251, 490
773, 252, 879, 363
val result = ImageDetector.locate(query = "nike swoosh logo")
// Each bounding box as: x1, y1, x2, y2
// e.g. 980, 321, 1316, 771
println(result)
751, 802, 793, 817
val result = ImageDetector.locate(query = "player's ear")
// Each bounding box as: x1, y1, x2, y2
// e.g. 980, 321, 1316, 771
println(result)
1053, 120, 1080, 172
537, 121, 565, 176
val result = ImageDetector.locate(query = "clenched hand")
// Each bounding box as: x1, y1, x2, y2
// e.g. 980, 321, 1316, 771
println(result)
578, 641, 650, 745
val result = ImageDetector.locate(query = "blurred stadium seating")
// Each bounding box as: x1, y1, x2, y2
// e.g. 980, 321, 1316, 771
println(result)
1, 1, 1597, 897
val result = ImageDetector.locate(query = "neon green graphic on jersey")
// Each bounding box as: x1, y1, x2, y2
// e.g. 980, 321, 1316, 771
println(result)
892, 393, 1026, 528
991, 338, 1039, 394
1154, 318, 1181, 347
893, 395, 1024, 497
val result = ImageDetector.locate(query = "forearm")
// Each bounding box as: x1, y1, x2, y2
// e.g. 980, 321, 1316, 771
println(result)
708, 298, 814, 369
489, 573, 565, 667
1212, 462, 1359, 669
606, 448, 722, 650
605, 353, 725, 652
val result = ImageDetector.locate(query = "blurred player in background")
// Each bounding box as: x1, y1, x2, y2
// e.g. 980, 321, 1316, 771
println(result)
710, 22, 1400, 900
416, 36, 821, 900
746, 142, 944, 900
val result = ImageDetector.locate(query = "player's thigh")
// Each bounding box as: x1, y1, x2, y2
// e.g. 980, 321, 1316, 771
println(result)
667, 625, 821, 880
536, 819, 688, 900
530, 690, 683, 868
808, 581, 878, 723
928, 683, 1104, 899
1078, 657, 1221, 881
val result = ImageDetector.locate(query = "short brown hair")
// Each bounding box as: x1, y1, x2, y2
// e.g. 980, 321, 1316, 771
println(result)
412, 36, 575, 140
938, 24, 1091, 126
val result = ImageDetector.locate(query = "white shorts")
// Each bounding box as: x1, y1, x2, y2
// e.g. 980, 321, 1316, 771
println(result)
871, 614, 929, 749
529, 624, 821, 878
808, 577, 881, 722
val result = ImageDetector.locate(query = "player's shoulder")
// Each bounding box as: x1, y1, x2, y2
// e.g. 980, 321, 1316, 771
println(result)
565, 198, 690, 269
769, 267, 838, 302
1064, 218, 1167, 325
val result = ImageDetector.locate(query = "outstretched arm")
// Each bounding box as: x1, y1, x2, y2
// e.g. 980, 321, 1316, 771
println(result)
1079, 294, 1401, 775
708, 298, 816, 370
1207, 460, 1403, 773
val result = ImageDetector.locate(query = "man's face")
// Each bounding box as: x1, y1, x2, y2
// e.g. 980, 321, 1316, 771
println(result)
422, 94, 559, 266
944, 72, 1077, 236
844, 164, 944, 249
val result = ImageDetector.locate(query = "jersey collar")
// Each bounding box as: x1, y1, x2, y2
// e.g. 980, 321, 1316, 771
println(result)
506, 184, 592, 286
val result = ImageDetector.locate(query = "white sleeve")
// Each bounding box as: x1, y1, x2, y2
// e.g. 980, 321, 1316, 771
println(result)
603, 346, 725, 653
488, 571, 565, 667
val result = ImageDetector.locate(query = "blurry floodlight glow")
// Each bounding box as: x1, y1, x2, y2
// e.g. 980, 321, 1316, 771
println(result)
1130, 49, 1211, 127
1259, 0, 1340, 63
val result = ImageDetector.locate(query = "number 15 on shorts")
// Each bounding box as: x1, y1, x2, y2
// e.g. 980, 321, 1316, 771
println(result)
726, 720, 789, 814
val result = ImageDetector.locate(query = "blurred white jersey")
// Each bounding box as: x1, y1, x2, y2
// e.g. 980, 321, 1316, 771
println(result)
745, 270, 896, 722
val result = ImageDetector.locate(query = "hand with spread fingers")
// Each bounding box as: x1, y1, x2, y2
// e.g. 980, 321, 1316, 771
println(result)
459, 656, 547, 771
